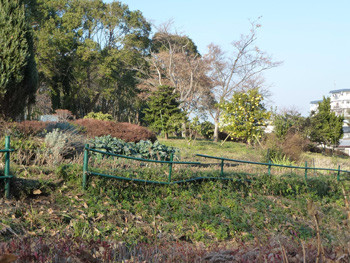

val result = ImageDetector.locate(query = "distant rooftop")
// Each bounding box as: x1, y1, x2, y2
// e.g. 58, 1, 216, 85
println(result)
338, 139, 350, 148
310, 100, 323, 104
329, 89, 350, 94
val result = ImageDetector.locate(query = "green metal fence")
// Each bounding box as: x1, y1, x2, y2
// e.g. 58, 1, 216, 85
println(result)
0, 136, 14, 198
196, 154, 350, 181
82, 144, 243, 188
82, 144, 350, 188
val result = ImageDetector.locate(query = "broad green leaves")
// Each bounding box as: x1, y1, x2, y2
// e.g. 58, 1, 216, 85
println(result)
219, 89, 270, 144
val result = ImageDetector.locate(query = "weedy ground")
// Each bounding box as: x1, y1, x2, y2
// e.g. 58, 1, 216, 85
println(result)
0, 138, 350, 262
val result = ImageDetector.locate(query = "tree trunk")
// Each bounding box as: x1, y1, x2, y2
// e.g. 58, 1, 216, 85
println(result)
182, 122, 186, 138
213, 120, 219, 142
165, 132, 168, 140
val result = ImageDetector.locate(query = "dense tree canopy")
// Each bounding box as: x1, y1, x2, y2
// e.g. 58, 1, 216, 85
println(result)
0, 0, 281, 133
309, 97, 344, 148
0, 0, 38, 119
34, 0, 151, 120
219, 88, 270, 144
273, 109, 306, 140
143, 85, 186, 139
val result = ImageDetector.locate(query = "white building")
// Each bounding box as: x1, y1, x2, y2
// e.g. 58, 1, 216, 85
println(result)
329, 89, 350, 117
310, 89, 350, 117
310, 100, 323, 113
310, 89, 350, 155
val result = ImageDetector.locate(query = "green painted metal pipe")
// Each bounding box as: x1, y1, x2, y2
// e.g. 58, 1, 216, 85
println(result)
88, 147, 201, 165
89, 171, 170, 185
83, 144, 89, 189
0, 149, 14, 152
220, 159, 224, 177
168, 153, 174, 182
337, 165, 340, 181
0, 176, 13, 179
4, 136, 10, 198
268, 161, 271, 176
89, 171, 251, 185
304, 161, 308, 180
196, 154, 350, 174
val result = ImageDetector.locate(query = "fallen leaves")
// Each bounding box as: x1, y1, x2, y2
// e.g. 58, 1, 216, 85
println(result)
33, 189, 42, 195
0, 254, 18, 263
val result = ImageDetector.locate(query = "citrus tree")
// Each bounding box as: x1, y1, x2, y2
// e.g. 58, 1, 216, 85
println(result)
219, 89, 270, 144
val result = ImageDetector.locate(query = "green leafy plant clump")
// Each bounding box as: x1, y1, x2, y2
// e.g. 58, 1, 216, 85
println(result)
90, 135, 178, 160
84, 111, 113, 121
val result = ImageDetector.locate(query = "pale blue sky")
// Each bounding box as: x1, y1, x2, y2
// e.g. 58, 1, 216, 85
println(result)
106, 0, 350, 116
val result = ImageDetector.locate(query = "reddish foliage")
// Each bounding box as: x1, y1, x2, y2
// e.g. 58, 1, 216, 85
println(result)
73, 119, 157, 142
0, 236, 349, 263
54, 109, 75, 121
14, 121, 51, 137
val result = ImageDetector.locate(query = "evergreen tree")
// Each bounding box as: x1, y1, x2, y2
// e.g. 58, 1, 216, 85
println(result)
310, 97, 344, 149
143, 85, 186, 139
219, 89, 270, 144
0, 0, 38, 119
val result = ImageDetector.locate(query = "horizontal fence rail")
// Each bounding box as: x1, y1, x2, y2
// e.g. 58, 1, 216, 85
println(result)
82, 144, 350, 190
1, 136, 14, 198
82, 145, 245, 188
88, 147, 201, 165
196, 154, 350, 181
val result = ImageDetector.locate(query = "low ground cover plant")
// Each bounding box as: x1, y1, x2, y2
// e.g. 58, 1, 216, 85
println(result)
0, 137, 349, 262
90, 135, 178, 160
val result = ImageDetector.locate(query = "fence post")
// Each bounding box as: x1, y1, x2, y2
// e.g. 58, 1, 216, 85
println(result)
220, 159, 224, 177
304, 161, 308, 180
4, 136, 10, 199
268, 160, 271, 176
337, 165, 340, 181
83, 144, 89, 189
168, 152, 174, 183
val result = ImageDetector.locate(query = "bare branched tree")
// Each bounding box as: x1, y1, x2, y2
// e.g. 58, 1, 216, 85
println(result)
135, 20, 212, 136
203, 20, 282, 141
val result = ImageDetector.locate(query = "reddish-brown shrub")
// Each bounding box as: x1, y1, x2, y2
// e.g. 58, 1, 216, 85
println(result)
54, 109, 74, 121
14, 121, 51, 137
73, 119, 157, 142
282, 132, 309, 161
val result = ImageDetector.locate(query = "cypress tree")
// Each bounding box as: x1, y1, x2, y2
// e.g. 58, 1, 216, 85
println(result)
143, 85, 186, 139
310, 97, 344, 149
0, 0, 38, 120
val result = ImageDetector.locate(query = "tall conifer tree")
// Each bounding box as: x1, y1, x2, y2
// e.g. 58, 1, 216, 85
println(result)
143, 85, 186, 139
0, 0, 38, 119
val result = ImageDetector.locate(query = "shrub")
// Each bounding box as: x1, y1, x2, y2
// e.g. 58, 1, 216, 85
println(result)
264, 132, 309, 162
73, 119, 157, 143
218, 131, 236, 142
45, 121, 80, 134
282, 132, 309, 161
45, 129, 85, 161
84, 111, 113, 121
90, 135, 177, 160
54, 109, 74, 121
200, 121, 214, 139
13, 121, 50, 137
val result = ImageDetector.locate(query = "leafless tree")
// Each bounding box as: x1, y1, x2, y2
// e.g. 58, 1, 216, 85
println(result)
203, 20, 282, 141
136, 20, 212, 136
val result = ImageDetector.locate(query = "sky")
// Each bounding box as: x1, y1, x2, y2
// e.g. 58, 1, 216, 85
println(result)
105, 0, 350, 116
